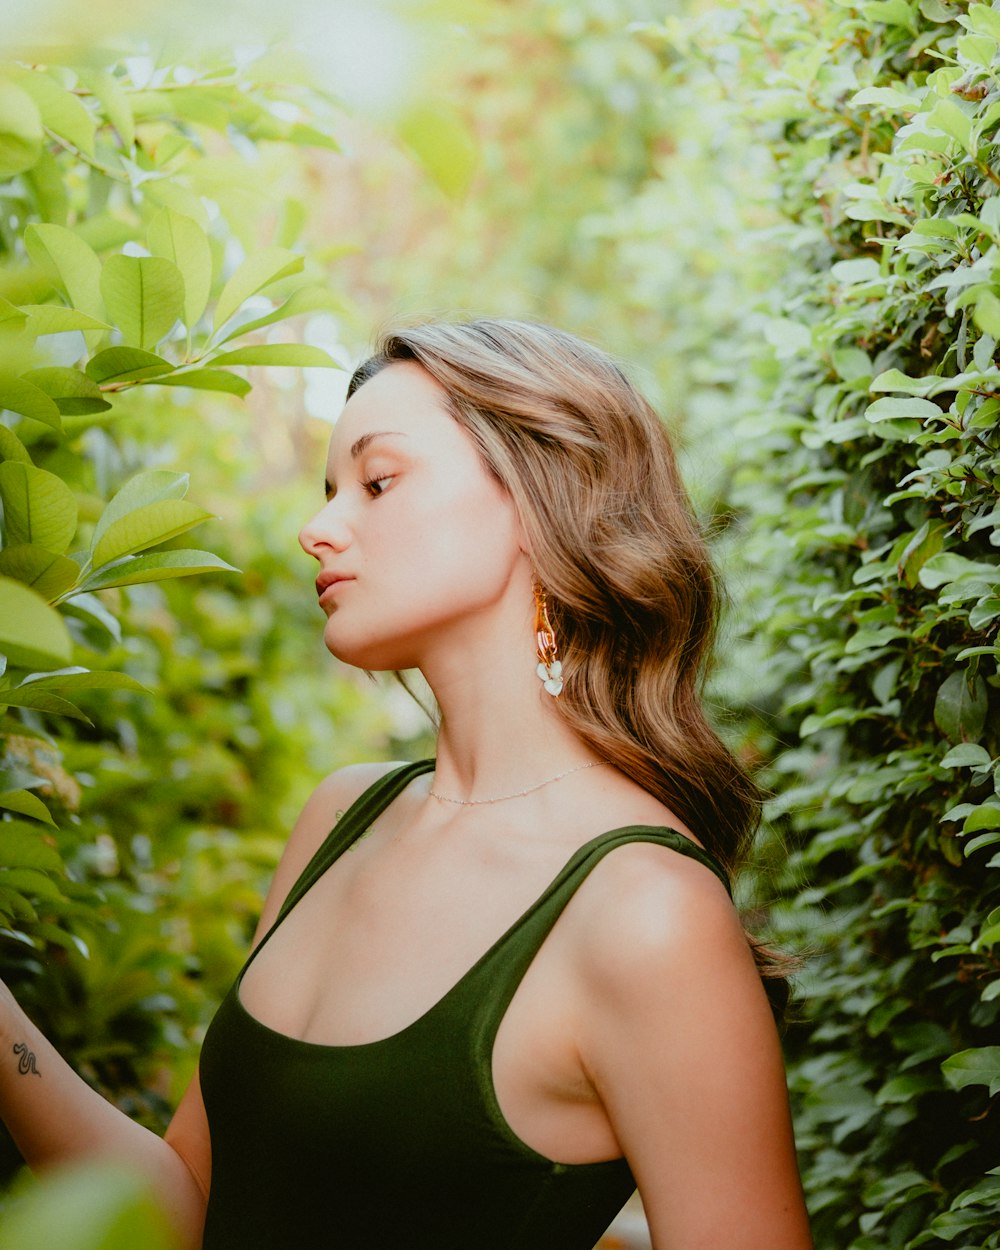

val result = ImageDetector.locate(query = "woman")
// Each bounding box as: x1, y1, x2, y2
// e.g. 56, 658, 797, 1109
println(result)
0, 319, 812, 1248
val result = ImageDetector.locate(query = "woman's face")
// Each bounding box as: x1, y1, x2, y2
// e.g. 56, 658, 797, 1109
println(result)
299, 361, 527, 672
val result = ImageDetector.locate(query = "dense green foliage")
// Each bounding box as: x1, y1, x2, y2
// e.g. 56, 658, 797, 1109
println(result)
655, 2, 1000, 1245
0, 52, 416, 1198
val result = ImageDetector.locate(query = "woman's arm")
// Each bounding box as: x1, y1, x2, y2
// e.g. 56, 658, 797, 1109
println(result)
0, 978, 208, 1247
577, 844, 813, 1250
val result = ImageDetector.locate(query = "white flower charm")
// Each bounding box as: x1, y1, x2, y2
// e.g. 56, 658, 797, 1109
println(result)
536, 659, 563, 696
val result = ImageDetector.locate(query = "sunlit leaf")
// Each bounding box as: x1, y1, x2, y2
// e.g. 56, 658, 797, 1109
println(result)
147, 208, 213, 328
212, 247, 304, 332
0, 577, 73, 670
0, 462, 78, 553
80, 549, 239, 592
90, 500, 214, 569
100, 255, 185, 350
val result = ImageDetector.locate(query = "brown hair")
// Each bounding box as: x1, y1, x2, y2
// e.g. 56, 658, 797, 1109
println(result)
349, 318, 788, 1011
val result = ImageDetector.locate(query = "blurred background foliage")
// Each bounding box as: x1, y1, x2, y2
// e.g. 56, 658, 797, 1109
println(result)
0, 1, 999, 1248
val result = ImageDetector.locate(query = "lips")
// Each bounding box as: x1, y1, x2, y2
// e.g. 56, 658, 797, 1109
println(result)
315, 570, 355, 604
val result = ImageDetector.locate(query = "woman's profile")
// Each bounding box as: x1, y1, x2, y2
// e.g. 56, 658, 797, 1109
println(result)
0, 319, 813, 1248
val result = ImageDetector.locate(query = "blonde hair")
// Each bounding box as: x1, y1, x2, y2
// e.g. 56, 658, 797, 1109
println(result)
349, 319, 786, 1004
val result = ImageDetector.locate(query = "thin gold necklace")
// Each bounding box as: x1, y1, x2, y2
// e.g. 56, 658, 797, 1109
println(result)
428, 761, 605, 806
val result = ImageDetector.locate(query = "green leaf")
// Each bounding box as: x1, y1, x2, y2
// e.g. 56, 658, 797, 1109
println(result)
85, 348, 173, 385
14, 69, 96, 157
934, 670, 989, 744
100, 255, 185, 351
150, 369, 251, 397
919, 553, 998, 589
217, 285, 345, 345
90, 500, 214, 569
213, 247, 304, 332
963, 803, 1000, 833
78, 67, 135, 149
0, 374, 62, 431
942, 1047, 1000, 1097
0, 578, 73, 670
397, 102, 478, 199
0, 79, 44, 177
0, 462, 78, 553
90, 470, 189, 552
80, 549, 238, 592
0, 545, 79, 601
207, 344, 339, 369
926, 98, 975, 150
0, 427, 31, 464
965, 2, 1000, 39
0, 789, 55, 824
865, 396, 941, 420
22, 368, 111, 416
940, 743, 992, 768
0, 819, 63, 871
0, 686, 90, 723
20, 305, 112, 336
24, 225, 104, 324
19, 670, 149, 697
147, 209, 213, 328
973, 291, 1000, 337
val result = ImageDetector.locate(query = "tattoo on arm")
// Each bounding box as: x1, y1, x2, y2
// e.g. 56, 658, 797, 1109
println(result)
12, 1042, 40, 1077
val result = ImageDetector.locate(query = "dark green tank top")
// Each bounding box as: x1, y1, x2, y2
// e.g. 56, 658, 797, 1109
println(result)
198, 760, 730, 1250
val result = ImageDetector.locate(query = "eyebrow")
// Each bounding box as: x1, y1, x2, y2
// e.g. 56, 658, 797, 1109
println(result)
324, 430, 408, 496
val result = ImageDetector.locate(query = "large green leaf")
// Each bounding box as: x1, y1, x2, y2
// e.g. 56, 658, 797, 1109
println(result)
90, 500, 213, 569
208, 344, 339, 369
100, 255, 185, 351
0, 462, 78, 553
0, 686, 91, 723
0, 819, 64, 871
212, 247, 304, 331
20, 305, 112, 336
0, 374, 62, 432
942, 1047, 1000, 1097
0, 789, 55, 825
934, 670, 989, 744
0, 1160, 177, 1250
0, 427, 31, 464
396, 103, 478, 200
151, 369, 251, 397
14, 69, 97, 157
91, 470, 189, 551
22, 368, 112, 416
0, 79, 44, 177
80, 549, 239, 592
23, 670, 147, 694
218, 285, 344, 345
0, 577, 73, 670
147, 208, 213, 328
85, 348, 174, 384
77, 67, 135, 149
24, 224, 104, 323
0, 544, 79, 601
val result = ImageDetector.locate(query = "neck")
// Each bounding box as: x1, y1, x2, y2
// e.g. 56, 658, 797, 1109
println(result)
417, 583, 600, 804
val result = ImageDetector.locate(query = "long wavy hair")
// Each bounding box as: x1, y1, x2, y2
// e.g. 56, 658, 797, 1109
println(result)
348, 318, 788, 1009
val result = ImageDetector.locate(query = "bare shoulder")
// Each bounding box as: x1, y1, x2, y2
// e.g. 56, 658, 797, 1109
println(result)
565, 838, 755, 1005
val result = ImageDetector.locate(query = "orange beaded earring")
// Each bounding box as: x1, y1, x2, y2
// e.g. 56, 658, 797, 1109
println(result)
534, 583, 563, 696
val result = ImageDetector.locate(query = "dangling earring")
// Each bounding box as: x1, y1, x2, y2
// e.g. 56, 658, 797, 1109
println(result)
534, 582, 563, 696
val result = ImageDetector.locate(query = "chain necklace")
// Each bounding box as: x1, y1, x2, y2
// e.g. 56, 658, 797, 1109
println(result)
428, 760, 605, 807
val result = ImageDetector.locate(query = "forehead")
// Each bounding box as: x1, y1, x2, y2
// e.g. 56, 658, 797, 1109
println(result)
327, 361, 454, 459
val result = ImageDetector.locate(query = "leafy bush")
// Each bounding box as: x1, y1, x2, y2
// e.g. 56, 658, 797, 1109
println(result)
629, 1, 1000, 1245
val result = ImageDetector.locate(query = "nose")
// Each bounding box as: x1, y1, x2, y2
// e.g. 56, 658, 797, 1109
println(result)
298, 499, 352, 560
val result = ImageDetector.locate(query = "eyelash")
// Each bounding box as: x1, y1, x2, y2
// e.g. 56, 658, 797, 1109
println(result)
361, 475, 392, 498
